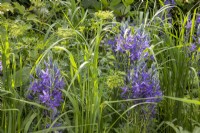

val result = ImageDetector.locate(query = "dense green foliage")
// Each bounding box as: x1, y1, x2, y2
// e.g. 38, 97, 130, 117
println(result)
0, 0, 200, 133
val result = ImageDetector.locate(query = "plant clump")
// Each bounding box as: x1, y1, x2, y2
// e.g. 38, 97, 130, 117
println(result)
28, 59, 65, 110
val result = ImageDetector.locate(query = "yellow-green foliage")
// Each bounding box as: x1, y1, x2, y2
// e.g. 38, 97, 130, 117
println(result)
94, 10, 114, 20
56, 28, 76, 38
9, 23, 30, 38
107, 71, 125, 89
0, 2, 14, 14
0, 19, 31, 38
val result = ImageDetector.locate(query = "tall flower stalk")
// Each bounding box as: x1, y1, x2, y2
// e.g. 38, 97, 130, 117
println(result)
108, 24, 163, 131
29, 59, 65, 111
121, 61, 162, 104
108, 26, 150, 74
115, 27, 150, 62
28, 59, 65, 131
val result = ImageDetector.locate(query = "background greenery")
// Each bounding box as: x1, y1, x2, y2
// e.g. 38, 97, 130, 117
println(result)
0, 0, 200, 133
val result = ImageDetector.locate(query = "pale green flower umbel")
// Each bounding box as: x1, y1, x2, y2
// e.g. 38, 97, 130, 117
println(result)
95, 10, 114, 20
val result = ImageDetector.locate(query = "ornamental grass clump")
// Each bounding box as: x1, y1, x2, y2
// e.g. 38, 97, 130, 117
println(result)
29, 60, 65, 110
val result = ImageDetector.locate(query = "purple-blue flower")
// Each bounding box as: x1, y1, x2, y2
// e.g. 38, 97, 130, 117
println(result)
196, 15, 200, 26
121, 62, 162, 103
190, 43, 196, 52
121, 62, 162, 120
121, 86, 128, 98
29, 59, 65, 110
186, 20, 192, 30
164, 0, 176, 5
163, 0, 175, 24
111, 27, 150, 62
107, 39, 116, 52
0, 61, 2, 71
39, 90, 51, 103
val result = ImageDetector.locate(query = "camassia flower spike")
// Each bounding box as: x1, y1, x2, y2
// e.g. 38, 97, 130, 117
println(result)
29, 59, 65, 110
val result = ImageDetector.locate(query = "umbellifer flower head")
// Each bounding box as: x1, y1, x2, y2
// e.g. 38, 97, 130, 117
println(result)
95, 10, 114, 20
